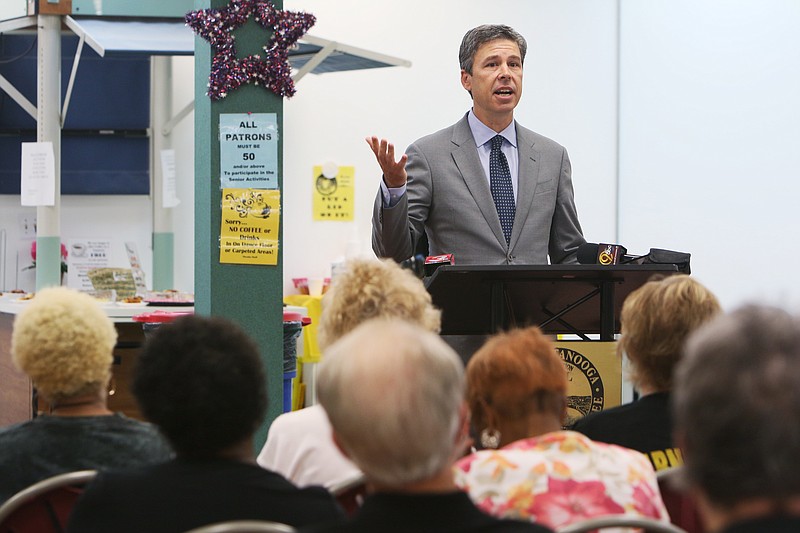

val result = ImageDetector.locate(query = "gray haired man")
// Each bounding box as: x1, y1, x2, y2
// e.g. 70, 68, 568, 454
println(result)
673, 304, 800, 533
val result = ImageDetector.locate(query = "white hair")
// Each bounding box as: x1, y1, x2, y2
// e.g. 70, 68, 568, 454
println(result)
674, 304, 800, 508
317, 319, 464, 486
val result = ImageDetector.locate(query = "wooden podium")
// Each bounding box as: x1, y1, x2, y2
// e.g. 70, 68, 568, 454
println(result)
425, 264, 680, 341
425, 264, 680, 418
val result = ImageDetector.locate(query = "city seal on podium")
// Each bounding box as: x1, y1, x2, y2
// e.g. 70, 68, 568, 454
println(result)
558, 346, 605, 427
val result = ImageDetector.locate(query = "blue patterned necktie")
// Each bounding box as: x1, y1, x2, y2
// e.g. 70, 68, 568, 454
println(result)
489, 134, 515, 245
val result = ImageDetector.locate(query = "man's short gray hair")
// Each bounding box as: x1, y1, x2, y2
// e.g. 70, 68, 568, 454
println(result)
673, 304, 800, 509
317, 319, 465, 487
459, 24, 527, 74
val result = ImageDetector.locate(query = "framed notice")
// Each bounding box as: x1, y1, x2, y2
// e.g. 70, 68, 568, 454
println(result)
219, 113, 278, 189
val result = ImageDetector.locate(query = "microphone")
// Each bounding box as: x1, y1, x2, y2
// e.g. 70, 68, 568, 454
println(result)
424, 253, 454, 278
577, 243, 636, 265
399, 254, 426, 279
647, 248, 692, 274
577, 242, 691, 273
400, 253, 455, 278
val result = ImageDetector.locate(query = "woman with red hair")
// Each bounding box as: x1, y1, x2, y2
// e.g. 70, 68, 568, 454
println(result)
454, 326, 669, 531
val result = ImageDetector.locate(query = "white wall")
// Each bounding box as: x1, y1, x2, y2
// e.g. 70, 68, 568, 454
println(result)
618, 0, 800, 309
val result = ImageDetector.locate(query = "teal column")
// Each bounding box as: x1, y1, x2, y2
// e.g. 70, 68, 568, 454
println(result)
35, 236, 63, 289
194, 0, 284, 452
152, 232, 174, 290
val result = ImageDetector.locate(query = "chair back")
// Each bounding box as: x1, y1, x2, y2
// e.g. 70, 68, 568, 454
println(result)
656, 466, 706, 533
0, 470, 97, 533
183, 520, 297, 533
557, 515, 688, 533
328, 473, 367, 517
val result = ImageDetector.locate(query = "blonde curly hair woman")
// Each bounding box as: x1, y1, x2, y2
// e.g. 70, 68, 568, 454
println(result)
317, 258, 441, 350
0, 287, 172, 505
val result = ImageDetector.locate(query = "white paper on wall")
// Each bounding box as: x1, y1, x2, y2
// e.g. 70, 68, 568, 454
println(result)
20, 142, 55, 207
160, 149, 180, 208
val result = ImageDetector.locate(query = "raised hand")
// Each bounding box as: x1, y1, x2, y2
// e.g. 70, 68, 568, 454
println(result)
365, 136, 408, 188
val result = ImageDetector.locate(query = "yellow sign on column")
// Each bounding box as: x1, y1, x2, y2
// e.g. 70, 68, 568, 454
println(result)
220, 188, 280, 265
313, 165, 354, 221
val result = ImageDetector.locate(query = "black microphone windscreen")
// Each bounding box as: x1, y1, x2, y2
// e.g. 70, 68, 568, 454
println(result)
577, 243, 600, 264
644, 248, 692, 274
399, 254, 426, 278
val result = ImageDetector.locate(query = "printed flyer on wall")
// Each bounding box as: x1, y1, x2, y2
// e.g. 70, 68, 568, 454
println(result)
219, 113, 278, 189
219, 188, 280, 265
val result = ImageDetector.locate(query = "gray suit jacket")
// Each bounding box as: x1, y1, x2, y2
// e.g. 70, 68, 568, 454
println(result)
372, 114, 585, 265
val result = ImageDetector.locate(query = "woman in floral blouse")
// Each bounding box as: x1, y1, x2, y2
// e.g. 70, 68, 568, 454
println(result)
453, 326, 670, 531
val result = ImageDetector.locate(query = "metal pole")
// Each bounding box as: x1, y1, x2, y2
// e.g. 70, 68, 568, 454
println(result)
35, 14, 62, 291
151, 56, 175, 290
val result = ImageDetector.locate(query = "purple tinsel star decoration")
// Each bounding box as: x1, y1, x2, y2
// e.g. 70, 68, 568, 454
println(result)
185, 0, 316, 100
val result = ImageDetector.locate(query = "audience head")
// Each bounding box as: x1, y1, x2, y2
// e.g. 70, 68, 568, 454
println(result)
619, 274, 720, 393
133, 314, 267, 458
317, 258, 441, 350
466, 326, 567, 449
459, 24, 527, 75
11, 287, 117, 404
674, 304, 800, 518
317, 319, 466, 488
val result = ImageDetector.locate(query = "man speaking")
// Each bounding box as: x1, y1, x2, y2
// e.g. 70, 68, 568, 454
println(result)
368, 24, 585, 266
